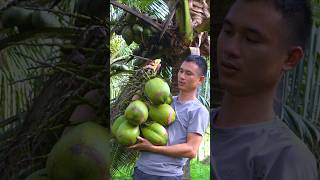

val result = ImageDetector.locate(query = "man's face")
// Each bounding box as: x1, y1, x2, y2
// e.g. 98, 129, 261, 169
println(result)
217, 0, 290, 96
178, 61, 204, 92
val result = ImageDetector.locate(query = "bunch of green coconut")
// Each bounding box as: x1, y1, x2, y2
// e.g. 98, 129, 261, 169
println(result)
112, 77, 176, 146
25, 121, 111, 180
1, 6, 62, 31
115, 12, 159, 45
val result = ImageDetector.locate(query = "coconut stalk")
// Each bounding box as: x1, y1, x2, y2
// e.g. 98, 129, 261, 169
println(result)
175, 0, 193, 45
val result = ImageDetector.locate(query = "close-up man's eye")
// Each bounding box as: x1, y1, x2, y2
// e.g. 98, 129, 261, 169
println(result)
223, 27, 233, 36
246, 37, 259, 44
245, 36, 260, 44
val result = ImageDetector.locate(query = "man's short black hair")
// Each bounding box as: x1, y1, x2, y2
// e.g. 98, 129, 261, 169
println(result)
243, 0, 312, 51
184, 55, 208, 76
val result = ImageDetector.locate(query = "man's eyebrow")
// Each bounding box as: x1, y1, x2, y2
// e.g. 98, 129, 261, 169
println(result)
223, 18, 233, 27
185, 69, 194, 74
246, 27, 263, 36
224, 18, 265, 38
180, 67, 194, 74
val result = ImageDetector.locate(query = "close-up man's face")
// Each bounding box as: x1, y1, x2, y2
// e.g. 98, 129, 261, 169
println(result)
178, 61, 204, 92
217, 0, 292, 96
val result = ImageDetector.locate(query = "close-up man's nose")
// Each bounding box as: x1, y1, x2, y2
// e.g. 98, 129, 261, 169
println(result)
220, 33, 241, 59
179, 72, 185, 80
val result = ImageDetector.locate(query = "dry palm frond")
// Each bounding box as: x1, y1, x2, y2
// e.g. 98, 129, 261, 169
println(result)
189, 0, 210, 28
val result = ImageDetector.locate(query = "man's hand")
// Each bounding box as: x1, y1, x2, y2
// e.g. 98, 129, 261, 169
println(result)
128, 136, 154, 151
128, 133, 203, 159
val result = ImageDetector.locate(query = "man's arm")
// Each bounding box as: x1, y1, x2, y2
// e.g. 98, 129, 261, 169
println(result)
128, 133, 202, 159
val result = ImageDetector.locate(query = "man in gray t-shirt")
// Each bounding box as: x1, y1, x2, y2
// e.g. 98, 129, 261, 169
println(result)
212, 0, 318, 179
129, 55, 209, 179
211, 109, 318, 180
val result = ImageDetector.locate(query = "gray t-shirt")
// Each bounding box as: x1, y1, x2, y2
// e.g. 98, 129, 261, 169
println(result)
136, 96, 209, 176
211, 109, 318, 180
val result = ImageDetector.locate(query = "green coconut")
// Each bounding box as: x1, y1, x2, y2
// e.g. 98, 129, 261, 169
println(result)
144, 78, 171, 105
46, 122, 110, 180
31, 10, 61, 28
125, 13, 137, 24
149, 104, 176, 126
132, 24, 143, 34
111, 115, 127, 136
115, 120, 140, 146
121, 25, 134, 45
143, 28, 153, 39
133, 34, 142, 44
141, 122, 168, 145
132, 24, 143, 44
164, 95, 173, 105
125, 100, 148, 126
1, 7, 33, 30
25, 168, 47, 180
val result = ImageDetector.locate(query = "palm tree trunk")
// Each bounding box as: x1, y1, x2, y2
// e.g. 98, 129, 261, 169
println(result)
171, 58, 183, 96
183, 159, 191, 180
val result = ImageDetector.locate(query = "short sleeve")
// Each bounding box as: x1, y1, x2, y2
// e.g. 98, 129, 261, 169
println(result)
187, 106, 209, 136
265, 145, 318, 180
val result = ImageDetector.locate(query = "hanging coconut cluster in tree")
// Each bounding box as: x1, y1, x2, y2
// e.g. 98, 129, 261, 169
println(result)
116, 13, 170, 70
1, 7, 61, 31
115, 13, 160, 46
0, 0, 109, 179
111, 76, 176, 147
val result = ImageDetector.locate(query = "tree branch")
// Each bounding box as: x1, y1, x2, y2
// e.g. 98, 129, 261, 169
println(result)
110, 0, 173, 37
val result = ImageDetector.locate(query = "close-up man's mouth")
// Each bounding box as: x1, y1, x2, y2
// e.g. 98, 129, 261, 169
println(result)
178, 81, 185, 86
220, 61, 240, 73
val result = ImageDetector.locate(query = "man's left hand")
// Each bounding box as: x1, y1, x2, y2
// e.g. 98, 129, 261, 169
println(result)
128, 136, 154, 151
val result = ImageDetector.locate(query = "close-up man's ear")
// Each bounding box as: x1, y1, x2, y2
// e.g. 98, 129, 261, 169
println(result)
199, 76, 205, 83
282, 47, 304, 71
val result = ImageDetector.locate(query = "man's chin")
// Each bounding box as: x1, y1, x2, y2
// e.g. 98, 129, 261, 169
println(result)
220, 80, 246, 96
178, 86, 185, 91
219, 77, 236, 89
221, 81, 268, 97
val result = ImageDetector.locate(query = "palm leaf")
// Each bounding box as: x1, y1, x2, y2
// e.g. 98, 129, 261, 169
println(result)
0, 0, 108, 178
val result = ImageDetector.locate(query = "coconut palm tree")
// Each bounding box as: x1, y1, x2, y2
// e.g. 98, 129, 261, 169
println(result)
0, 0, 108, 179
109, 0, 210, 178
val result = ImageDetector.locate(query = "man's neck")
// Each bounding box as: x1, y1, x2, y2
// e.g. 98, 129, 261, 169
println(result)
178, 90, 197, 102
215, 89, 276, 128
